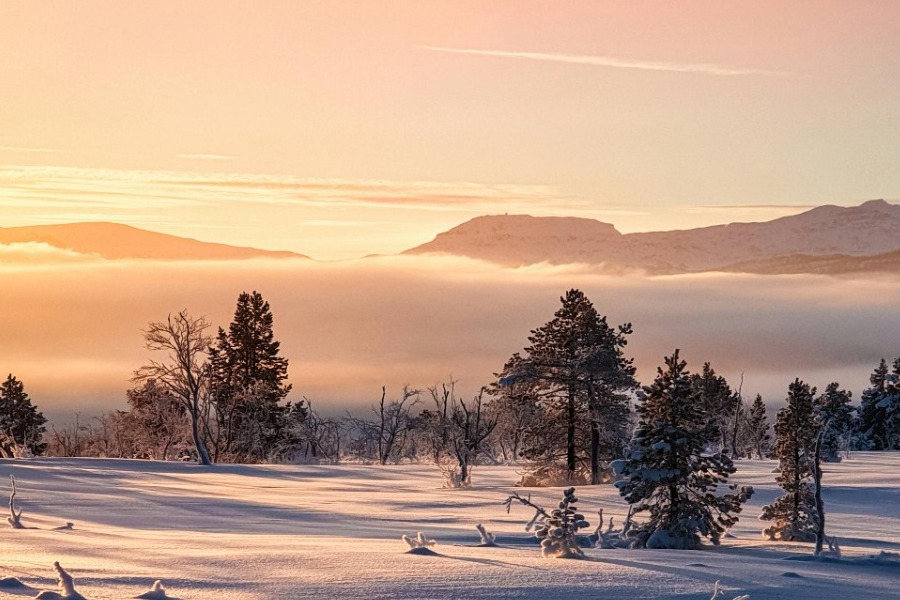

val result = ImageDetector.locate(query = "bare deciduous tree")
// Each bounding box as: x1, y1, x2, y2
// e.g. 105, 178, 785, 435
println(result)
133, 310, 213, 465
346, 386, 420, 465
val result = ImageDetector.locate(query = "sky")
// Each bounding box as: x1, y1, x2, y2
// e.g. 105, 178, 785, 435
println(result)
2, 1, 900, 259
2, 2, 900, 421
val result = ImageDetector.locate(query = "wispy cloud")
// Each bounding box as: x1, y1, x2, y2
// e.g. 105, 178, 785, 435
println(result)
176, 153, 238, 161
421, 46, 788, 77
0, 146, 69, 154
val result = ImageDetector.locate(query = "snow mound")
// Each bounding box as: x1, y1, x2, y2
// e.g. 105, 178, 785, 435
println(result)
135, 580, 172, 599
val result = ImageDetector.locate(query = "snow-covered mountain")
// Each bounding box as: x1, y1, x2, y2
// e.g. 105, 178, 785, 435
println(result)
405, 200, 900, 274
0, 222, 307, 261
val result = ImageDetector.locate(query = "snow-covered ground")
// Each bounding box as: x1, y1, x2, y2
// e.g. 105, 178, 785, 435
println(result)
1, 454, 898, 599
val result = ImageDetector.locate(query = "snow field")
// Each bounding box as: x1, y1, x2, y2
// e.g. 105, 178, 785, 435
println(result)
1, 454, 898, 599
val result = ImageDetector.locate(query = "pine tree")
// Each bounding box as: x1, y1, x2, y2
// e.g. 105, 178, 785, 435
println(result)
614, 350, 753, 549
856, 358, 900, 450
208, 291, 296, 462
689, 363, 739, 454
760, 378, 819, 541
813, 382, 853, 462
496, 289, 635, 484
0, 374, 48, 457
745, 394, 771, 459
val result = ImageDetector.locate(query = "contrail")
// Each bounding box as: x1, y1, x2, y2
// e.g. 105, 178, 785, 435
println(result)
421, 46, 787, 77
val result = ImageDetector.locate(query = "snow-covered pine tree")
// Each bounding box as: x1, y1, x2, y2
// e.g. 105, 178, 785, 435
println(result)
744, 395, 771, 459
813, 383, 853, 462
760, 378, 819, 541
0, 374, 47, 457
503, 487, 591, 558
856, 358, 900, 450
614, 350, 753, 549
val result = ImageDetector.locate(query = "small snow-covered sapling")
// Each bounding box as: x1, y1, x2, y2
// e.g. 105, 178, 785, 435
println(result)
7, 475, 23, 529
35, 562, 87, 600
402, 531, 436, 550
504, 487, 590, 558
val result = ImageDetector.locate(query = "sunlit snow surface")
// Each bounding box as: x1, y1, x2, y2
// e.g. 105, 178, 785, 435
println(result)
1, 454, 898, 599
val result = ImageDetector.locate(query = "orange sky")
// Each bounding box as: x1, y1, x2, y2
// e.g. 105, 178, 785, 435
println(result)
2, 1, 900, 258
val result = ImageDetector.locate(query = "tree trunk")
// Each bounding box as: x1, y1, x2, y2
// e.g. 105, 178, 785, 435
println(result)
813, 429, 826, 555
566, 385, 576, 475
190, 403, 212, 466
590, 421, 601, 484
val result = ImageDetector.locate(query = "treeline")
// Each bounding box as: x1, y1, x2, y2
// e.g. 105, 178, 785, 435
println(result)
3, 289, 899, 480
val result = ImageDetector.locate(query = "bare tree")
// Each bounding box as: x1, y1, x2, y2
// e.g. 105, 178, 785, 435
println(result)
133, 310, 213, 465
346, 386, 420, 465
285, 399, 342, 463
420, 383, 497, 486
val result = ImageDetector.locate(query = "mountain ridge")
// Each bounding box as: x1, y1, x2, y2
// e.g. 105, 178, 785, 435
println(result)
404, 199, 900, 274
0, 222, 308, 261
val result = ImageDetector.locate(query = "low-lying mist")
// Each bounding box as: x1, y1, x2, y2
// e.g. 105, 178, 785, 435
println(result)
3, 253, 898, 424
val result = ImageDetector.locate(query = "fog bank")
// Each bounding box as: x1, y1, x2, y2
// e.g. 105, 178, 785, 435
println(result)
2, 255, 897, 424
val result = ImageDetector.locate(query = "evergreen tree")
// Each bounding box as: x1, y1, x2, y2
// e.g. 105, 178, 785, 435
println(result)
0, 374, 48, 457
856, 358, 900, 450
496, 289, 635, 484
208, 291, 296, 462
614, 350, 753, 549
689, 363, 739, 454
813, 382, 853, 462
760, 378, 819, 541
744, 394, 771, 459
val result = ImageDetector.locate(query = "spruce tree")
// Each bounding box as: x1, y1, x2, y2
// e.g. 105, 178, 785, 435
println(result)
856, 358, 900, 450
689, 363, 739, 454
813, 382, 853, 462
0, 374, 48, 457
496, 289, 635, 484
745, 394, 771, 459
760, 378, 819, 541
614, 350, 753, 549
208, 291, 296, 462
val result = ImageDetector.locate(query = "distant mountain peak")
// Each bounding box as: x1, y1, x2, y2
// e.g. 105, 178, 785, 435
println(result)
404, 200, 900, 274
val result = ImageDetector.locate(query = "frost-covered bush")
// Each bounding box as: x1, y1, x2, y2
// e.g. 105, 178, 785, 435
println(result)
402, 531, 436, 550
35, 562, 86, 600
475, 523, 497, 546
710, 580, 750, 600
615, 351, 753, 549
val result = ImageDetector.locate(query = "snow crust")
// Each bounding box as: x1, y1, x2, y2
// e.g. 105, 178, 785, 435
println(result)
0, 453, 898, 599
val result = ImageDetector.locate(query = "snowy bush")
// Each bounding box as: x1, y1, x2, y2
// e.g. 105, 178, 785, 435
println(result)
475, 523, 497, 546
135, 580, 171, 599
504, 487, 590, 558
402, 531, 436, 550
35, 562, 86, 600
709, 580, 750, 600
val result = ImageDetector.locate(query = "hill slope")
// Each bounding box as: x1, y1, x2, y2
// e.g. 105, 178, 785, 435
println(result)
405, 200, 900, 274
0, 222, 306, 260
